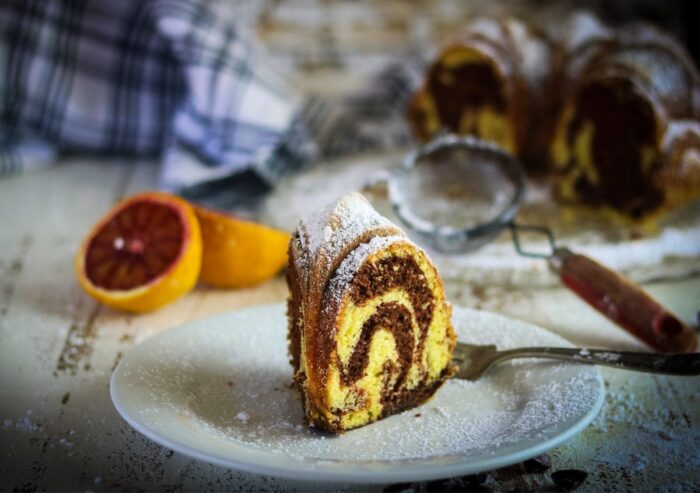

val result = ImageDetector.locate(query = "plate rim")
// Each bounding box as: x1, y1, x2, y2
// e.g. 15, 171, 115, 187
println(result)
110, 303, 605, 483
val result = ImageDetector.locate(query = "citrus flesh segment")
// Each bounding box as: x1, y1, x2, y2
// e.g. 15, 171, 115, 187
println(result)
85, 201, 185, 290
76, 192, 202, 313
194, 205, 290, 288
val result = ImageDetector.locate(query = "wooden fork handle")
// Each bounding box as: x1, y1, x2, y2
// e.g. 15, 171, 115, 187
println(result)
549, 247, 697, 353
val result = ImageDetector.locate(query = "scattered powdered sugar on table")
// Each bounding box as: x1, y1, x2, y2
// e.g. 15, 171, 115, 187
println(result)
121, 304, 601, 464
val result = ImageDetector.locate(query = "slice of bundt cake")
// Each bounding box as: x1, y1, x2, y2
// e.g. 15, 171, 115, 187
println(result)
287, 193, 456, 433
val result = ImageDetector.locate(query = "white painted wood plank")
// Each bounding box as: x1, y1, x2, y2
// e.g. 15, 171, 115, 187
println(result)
0, 160, 134, 489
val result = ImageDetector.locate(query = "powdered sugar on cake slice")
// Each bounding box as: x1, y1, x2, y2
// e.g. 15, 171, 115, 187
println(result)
292, 192, 403, 285
326, 235, 409, 305
299, 192, 399, 262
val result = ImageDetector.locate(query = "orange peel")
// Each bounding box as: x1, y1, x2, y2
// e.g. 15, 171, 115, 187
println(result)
194, 205, 289, 288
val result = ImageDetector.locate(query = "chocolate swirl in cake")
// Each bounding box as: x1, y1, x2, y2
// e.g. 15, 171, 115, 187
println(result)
330, 247, 435, 388
350, 256, 434, 324
287, 193, 456, 433
341, 302, 414, 386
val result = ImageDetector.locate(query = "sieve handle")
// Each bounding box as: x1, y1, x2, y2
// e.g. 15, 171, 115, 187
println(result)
549, 247, 697, 353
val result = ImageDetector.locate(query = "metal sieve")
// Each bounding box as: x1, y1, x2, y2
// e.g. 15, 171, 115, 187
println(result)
386, 134, 697, 353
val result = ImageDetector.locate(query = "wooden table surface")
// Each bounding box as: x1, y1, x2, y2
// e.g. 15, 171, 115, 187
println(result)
1, 159, 699, 492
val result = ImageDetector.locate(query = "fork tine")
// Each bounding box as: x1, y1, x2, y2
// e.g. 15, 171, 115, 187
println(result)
452, 343, 500, 380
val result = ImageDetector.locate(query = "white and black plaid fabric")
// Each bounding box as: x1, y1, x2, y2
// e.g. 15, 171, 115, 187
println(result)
0, 0, 422, 203
0, 0, 295, 187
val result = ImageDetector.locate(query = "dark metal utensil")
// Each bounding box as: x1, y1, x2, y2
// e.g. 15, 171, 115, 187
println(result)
452, 342, 700, 380
388, 135, 698, 353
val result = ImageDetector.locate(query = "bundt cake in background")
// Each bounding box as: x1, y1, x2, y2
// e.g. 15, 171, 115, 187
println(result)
407, 16, 555, 173
287, 193, 456, 433
409, 11, 700, 220
550, 12, 700, 219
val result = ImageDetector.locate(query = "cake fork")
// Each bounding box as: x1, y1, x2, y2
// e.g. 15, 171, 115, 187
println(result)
452, 343, 700, 380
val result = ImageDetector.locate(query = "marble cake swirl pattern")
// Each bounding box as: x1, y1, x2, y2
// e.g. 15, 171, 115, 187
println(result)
408, 12, 700, 219
287, 193, 456, 433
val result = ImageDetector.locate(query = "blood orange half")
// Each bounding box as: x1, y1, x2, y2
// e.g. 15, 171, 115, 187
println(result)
75, 192, 202, 312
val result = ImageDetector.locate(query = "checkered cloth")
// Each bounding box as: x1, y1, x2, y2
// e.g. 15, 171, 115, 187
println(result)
0, 0, 421, 206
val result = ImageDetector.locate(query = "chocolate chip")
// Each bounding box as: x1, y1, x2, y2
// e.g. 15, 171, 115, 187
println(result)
551, 469, 588, 491
384, 482, 420, 493
523, 454, 551, 473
